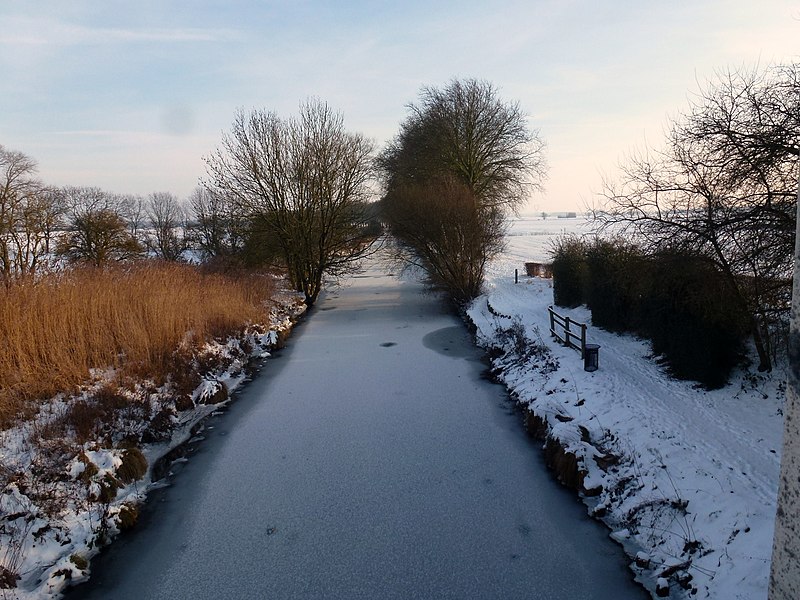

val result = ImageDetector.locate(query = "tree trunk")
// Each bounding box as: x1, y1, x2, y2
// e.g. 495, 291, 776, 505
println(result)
752, 318, 772, 372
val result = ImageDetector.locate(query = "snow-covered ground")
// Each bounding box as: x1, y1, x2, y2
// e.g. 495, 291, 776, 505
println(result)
467, 216, 784, 599
0, 289, 305, 600
1, 216, 784, 599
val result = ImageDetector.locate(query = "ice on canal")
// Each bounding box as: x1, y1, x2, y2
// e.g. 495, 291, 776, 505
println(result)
71, 256, 645, 600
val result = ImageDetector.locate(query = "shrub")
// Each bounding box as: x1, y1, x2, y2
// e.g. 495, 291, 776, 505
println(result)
95, 473, 122, 504
550, 236, 748, 388
66, 385, 130, 443
117, 503, 139, 531
584, 239, 645, 333
56, 208, 144, 266
0, 565, 19, 589
641, 252, 748, 388
116, 447, 148, 484
550, 235, 588, 308
382, 176, 506, 305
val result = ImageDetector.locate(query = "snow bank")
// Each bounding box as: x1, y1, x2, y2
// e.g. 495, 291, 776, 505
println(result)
467, 225, 783, 599
0, 290, 305, 599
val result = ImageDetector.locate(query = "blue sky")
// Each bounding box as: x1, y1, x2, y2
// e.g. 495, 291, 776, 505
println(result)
1, 0, 798, 212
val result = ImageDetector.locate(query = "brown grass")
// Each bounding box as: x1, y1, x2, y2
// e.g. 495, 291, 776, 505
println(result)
0, 262, 277, 427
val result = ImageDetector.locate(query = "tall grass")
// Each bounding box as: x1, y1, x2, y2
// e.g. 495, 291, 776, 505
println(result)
0, 262, 277, 426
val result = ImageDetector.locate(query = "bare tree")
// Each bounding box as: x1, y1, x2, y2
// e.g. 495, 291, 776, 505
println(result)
205, 100, 377, 306
0, 145, 63, 284
145, 192, 188, 261
120, 194, 147, 240
378, 78, 546, 303
56, 187, 143, 266
188, 186, 244, 259
10, 186, 64, 277
594, 64, 799, 371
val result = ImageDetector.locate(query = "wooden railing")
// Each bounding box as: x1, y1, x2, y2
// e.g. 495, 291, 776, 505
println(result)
548, 305, 587, 358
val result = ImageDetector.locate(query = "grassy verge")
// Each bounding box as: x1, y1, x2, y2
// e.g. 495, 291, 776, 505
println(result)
0, 262, 278, 427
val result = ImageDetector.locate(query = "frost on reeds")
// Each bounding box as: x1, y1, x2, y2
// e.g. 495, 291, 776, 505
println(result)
0, 262, 276, 427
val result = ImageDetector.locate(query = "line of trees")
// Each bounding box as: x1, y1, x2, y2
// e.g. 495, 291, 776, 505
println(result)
0, 159, 222, 279
0, 149, 200, 282
4, 82, 541, 308
7, 66, 795, 344
2, 104, 380, 308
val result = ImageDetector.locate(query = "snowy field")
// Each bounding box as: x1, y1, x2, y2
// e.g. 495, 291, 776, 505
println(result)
502, 214, 594, 264
469, 215, 784, 599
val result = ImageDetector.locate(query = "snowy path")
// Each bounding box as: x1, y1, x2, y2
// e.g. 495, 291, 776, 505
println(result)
469, 220, 785, 598
70, 256, 645, 600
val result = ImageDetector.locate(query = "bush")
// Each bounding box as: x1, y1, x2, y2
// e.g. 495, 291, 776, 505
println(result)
117, 503, 139, 531
116, 447, 148, 484
549, 236, 748, 388
382, 177, 505, 305
56, 208, 144, 266
550, 235, 588, 308
584, 239, 645, 333
641, 252, 748, 388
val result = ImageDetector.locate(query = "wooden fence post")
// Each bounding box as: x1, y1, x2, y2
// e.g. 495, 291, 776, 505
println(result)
581, 324, 587, 358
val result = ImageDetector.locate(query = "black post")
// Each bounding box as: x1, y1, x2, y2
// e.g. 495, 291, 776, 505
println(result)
515, 268, 518, 284
583, 344, 600, 372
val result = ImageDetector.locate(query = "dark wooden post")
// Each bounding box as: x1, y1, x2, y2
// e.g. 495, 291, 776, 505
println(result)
580, 323, 587, 358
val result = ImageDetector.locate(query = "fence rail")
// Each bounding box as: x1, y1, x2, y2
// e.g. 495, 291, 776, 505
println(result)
548, 305, 587, 358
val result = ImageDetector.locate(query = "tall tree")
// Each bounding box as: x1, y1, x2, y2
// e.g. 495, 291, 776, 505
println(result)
594, 64, 799, 371
205, 100, 376, 306
188, 186, 245, 260
120, 194, 147, 240
56, 187, 143, 266
146, 191, 188, 261
378, 78, 546, 303
0, 145, 61, 284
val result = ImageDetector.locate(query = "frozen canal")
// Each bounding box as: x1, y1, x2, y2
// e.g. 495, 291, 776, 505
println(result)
71, 258, 645, 599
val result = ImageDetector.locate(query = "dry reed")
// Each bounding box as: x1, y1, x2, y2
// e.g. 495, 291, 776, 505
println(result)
0, 262, 276, 427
